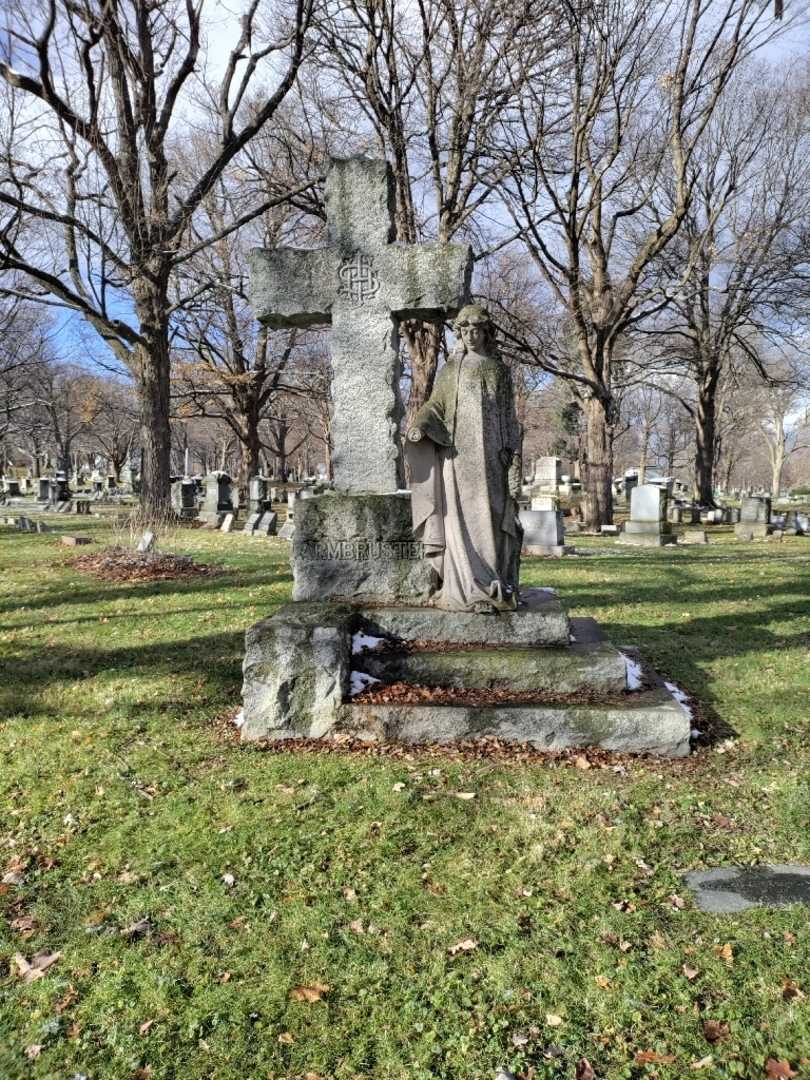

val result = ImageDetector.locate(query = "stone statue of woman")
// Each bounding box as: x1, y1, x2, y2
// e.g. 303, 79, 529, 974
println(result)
405, 304, 523, 612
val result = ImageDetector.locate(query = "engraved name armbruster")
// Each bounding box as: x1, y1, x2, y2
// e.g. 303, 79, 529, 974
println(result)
300, 539, 424, 561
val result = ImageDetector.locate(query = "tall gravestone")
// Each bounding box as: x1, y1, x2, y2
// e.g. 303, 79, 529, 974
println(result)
735, 496, 772, 540
618, 485, 676, 547
250, 156, 473, 600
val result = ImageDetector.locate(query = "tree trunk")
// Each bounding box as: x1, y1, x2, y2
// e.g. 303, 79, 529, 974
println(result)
403, 322, 442, 431
693, 365, 719, 507
240, 407, 262, 487
134, 286, 172, 517
582, 394, 613, 530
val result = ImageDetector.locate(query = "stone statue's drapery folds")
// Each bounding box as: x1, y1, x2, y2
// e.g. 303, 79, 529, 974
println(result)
407, 307, 522, 611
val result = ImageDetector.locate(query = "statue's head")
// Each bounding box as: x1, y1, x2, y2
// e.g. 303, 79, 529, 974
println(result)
453, 304, 496, 355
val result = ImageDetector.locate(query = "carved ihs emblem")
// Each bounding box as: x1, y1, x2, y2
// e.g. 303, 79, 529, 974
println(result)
338, 252, 380, 307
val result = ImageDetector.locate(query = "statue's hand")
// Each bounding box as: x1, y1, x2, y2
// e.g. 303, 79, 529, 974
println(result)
407, 427, 424, 443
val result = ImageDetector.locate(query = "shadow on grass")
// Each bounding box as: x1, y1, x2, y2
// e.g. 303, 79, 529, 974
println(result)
0, 564, 293, 624
0, 628, 248, 722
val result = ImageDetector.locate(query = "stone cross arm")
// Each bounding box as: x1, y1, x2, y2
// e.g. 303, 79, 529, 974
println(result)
249, 241, 472, 329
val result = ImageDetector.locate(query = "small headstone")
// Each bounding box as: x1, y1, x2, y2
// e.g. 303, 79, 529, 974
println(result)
600, 524, 620, 535
242, 512, 262, 535
36, 520, 52, 532
685, 865, 810, 913
278, 522, 295, 541
75, 499, 91, 515
137, 531, 155, 554
220, 513, 235, 534
681, 528, 708, 545
61, 536, 93, 547
257, 511, 278, 536
519, 508, 569, 556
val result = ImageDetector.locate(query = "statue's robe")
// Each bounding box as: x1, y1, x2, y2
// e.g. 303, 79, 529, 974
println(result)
407, 348, 522, 611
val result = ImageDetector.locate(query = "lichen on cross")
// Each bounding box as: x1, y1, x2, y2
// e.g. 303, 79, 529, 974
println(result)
249, 157, 472, 495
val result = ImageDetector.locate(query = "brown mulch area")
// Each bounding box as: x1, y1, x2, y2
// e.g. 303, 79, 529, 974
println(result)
352, 680, 631, 707
71, 545, 222, 583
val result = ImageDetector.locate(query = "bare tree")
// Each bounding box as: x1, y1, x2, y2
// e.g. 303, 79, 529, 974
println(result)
495, 0, 794, 528
312, 0, 560, 427
642, 63, 810, 504
0, 0, 314, 515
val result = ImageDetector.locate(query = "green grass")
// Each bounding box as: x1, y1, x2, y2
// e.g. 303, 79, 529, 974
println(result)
1, 516, 809, 1079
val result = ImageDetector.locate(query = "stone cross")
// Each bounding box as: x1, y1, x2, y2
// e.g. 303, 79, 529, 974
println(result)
249, 157, 473, 495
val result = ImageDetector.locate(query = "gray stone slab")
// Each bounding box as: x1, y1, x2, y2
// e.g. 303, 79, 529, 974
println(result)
356, 587, 570, 646
617, 532, 676, 547
292, 492, 434, 603
680, 528, 708, 545
341, 687, 690, 757
359, 640, 627, 694
278, 522, 295, 541
684, 865, 810, 913
220, 513, 235, 533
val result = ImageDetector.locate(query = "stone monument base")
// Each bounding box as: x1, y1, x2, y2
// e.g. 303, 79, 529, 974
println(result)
735, 523, 772, 541
617, 520, 676, 547
240, 588, 690, 757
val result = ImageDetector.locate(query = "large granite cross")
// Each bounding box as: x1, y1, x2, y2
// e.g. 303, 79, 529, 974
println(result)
249, 157, 472, 495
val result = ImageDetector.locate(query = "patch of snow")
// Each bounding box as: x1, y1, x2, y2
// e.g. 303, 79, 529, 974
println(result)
233, 708, 244, 729
665, 680, 693, 720
691, 728, 702, 739
351, 632, 387, 655
620, 652, 644, 691
537, 586, 557, 595
349, 670, 382, 697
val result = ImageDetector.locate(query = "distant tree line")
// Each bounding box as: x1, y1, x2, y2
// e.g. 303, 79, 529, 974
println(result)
2, 0, 809, 520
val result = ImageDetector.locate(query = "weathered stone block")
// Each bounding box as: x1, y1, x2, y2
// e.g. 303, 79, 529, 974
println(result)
292, 493, 435, 603
520, 509, 564, 552
630, 484, 667, 522
359, 641, 627, 695
340, 688, 690, 757
356, 587, 570, 646
241, 603, 352, 741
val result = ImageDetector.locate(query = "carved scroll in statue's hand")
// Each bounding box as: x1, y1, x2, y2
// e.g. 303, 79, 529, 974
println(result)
407, 427, 424, 443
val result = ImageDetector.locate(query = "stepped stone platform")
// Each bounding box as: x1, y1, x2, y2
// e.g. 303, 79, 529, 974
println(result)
240, 587, 690, 756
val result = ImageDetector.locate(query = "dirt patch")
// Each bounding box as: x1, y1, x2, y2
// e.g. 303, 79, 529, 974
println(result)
71, 545, 222, 584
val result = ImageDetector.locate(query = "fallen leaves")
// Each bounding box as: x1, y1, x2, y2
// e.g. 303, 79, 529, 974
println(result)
454, 791, 476, 800
575, 1059, 596, 1080
682, 964, 700, 981
72, 546, 221, 583
12, 950, 60, 983
765, 1060, 798, 1079
120, 917, 152, 940
594, 975, 611, 989
289, 982, 330, 1003
635, 1049, 676, 1065
448, 937, 478, 956
10, 914, 36, 939
703, 1020, 730, 1044
24, 1044, 42, 1060
545, 1013, 564, 1027
782, 979, 805, 1002
713, 942, 734, 966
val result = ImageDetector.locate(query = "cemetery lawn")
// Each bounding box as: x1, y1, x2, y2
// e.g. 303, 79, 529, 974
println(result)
1, 519, 809, 1080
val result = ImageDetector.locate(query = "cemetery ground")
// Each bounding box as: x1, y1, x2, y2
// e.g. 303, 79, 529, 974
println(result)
1, 519, 809, 1080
